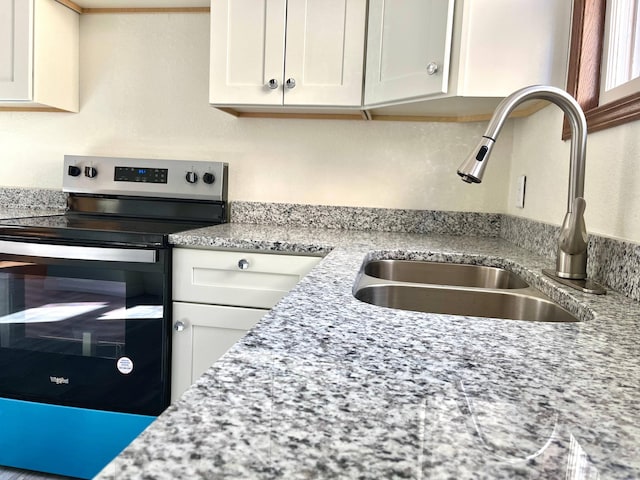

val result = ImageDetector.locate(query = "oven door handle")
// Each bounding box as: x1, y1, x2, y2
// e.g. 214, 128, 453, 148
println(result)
0, 240, 157, 263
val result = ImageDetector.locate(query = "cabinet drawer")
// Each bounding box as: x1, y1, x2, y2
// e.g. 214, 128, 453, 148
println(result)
173, 248, 321, 308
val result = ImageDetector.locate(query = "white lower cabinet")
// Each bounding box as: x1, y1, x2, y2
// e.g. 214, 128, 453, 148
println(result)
171, 302, 267, 402
171, 247, 321, 402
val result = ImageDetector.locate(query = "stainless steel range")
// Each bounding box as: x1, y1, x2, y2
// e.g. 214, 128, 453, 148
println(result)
0, 155, 227, 479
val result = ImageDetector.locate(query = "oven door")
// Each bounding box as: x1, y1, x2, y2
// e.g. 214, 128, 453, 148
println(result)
0, 240, 170, 416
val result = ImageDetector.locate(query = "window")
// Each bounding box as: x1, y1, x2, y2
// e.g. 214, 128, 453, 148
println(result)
564, 0, 640, 138
600, 0, 640, 104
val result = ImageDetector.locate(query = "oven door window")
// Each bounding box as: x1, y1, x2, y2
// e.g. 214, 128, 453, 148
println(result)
0, 255, 169, 416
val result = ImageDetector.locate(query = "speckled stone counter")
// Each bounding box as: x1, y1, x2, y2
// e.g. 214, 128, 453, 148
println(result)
0, 187, 66, 212
96, 223, 640, 479
0, 208, 63, 220
0, 187, 65, 220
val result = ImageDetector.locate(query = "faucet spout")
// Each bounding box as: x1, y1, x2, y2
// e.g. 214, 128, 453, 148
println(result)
457, 85, 603, 291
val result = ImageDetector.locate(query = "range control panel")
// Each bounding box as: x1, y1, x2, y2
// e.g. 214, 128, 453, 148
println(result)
63, 155, 227, 201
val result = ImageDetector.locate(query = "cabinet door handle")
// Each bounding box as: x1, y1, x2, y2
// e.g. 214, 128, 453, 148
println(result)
267, 79, 279, 89
238, 259, 250, 270
174, 320, 186, 332
285, 78, 296, 89
426, 62, 439, 75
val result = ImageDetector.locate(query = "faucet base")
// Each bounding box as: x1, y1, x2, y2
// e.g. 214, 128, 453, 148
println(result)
555, 248, 588, 280
542, 269, 606, 295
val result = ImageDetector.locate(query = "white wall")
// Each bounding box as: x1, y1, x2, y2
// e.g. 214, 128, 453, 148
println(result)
3, 13, 637, 243
507, 105, 640, 243
0, 13, 510, 213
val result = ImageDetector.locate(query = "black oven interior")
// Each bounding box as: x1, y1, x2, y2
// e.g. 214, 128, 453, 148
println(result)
0, 252, 170, 416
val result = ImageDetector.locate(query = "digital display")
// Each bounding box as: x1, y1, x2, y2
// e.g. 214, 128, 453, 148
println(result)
114, 166, 168, 184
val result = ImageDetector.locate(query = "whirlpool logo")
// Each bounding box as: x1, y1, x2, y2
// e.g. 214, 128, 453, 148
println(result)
50, 376, 70, 385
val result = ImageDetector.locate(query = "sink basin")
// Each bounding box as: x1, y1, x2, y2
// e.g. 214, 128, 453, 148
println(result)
354, 258, 580, 322
354, 284, 579, 322
364, 260, 529, 289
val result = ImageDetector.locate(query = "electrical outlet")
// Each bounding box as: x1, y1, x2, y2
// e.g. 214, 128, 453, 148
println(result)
516, 175, 526, 208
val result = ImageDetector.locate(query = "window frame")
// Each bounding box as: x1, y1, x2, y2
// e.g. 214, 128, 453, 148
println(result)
564, 0, 640, 139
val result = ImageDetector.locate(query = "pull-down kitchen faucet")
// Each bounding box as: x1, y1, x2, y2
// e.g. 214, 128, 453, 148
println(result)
457, 85, 605, 294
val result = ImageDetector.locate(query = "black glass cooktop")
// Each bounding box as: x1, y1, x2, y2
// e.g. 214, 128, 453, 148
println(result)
0, 214, 219, 247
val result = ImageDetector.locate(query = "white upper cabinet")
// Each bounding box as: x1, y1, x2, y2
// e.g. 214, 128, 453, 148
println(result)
0, 0, 79, 112
0, 0, 31, 101
209, 0, 367, 109
210, 0, 286, 106
365, 0, 455, 106
364, 0, 572, 119
284, 0, 366, 106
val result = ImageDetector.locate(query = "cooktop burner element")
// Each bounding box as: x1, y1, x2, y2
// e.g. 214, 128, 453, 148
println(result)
0, 213, 220, 247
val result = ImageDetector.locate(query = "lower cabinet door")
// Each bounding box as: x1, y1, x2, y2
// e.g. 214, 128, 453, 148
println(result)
171, 302, 267, 402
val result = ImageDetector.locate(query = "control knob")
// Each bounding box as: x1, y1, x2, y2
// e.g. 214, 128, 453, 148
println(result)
185, 171, 198, 184
84, 166, 98, 178
203, 172, 215, 185
68, 165, 81, 177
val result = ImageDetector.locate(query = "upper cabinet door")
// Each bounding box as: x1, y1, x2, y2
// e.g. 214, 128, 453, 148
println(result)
0, 0, 33, 101
209, 0, 366, 108
283, 0, 366, 107
209, 0, 287, 106
364, 0, 455, 106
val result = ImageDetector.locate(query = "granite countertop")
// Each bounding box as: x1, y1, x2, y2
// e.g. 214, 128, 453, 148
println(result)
0, 208, 63, 220
97, 223, 640, 479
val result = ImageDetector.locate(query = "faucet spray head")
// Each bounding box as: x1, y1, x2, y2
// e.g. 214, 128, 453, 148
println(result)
457, 136, 496, 184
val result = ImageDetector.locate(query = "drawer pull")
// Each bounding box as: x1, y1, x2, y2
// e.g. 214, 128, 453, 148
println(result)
238, 259, 250, 270
174, 320, 186, 332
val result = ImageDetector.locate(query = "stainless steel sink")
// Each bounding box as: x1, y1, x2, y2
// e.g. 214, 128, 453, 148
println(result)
354, 284, 579, 322
364, 259, 529, 289
354, 259, 580, 322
